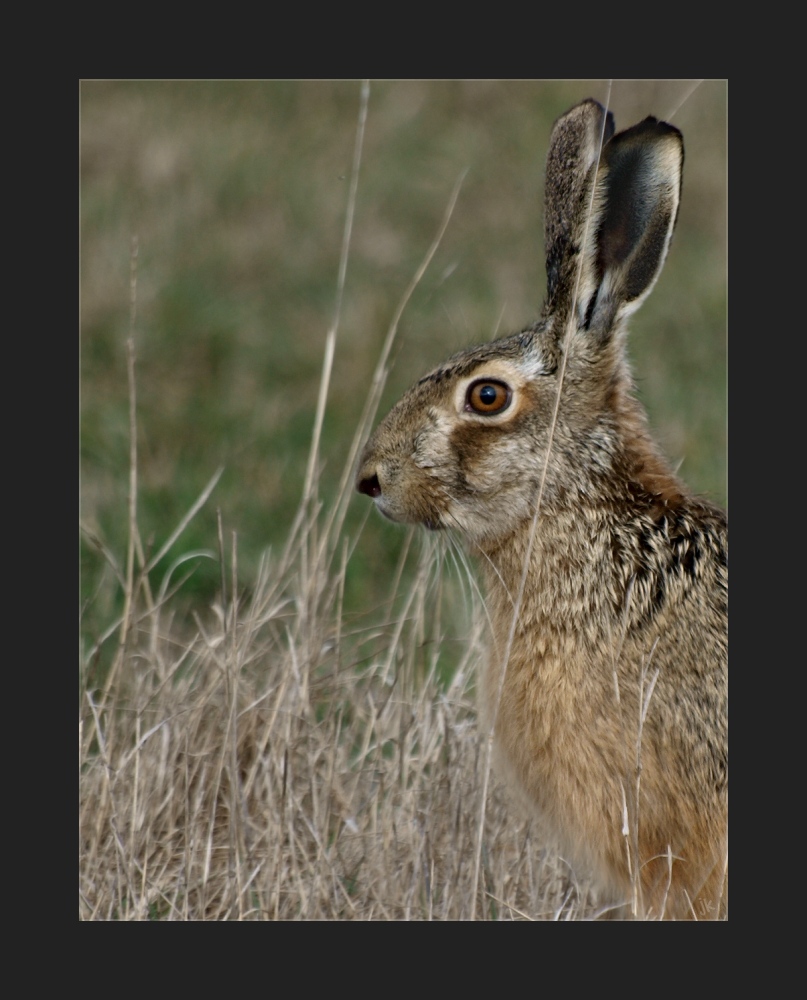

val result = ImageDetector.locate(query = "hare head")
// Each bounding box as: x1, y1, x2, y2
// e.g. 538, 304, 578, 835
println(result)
357, 100, 687, 546
356, 99, 727, 920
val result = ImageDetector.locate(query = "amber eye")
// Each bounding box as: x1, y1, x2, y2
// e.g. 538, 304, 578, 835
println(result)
466, 379, 512, 415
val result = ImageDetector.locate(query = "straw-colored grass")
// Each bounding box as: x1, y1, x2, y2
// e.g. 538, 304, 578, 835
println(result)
79, 525, 604, 920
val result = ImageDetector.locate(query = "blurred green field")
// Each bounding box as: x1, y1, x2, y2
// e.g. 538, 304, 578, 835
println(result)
80, 80, 726, 647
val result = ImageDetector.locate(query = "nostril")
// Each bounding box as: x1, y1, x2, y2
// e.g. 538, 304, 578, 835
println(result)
357, 473, 382, 498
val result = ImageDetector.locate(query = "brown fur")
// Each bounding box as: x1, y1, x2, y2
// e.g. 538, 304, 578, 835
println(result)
356, 99, 727, 919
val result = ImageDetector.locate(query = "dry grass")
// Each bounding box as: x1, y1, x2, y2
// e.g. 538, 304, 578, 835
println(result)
79, 527, 602, 920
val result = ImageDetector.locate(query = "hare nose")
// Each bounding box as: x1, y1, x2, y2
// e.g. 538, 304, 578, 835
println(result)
357, 472, 382, 498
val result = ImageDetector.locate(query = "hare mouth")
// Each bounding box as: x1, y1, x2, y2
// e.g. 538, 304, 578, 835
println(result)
377, 508, 443, 532
373, 496, 444, 531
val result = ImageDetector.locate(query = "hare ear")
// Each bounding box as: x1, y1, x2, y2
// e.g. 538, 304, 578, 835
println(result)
586, 116, 684, 334
544, 98, 615, 306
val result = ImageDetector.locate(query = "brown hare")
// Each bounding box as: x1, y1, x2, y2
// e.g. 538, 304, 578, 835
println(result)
356, 98, 727, 920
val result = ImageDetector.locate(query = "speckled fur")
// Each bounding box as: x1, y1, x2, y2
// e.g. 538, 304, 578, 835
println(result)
356, 100, 727, 919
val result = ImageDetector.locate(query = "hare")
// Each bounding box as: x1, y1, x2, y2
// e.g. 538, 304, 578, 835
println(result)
355, 98, 727, 920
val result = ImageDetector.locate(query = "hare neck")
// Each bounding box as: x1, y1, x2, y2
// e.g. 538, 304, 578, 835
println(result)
476, 504, 620, 643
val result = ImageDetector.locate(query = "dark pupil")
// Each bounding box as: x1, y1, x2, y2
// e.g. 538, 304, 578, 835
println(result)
479, 384, 498, 405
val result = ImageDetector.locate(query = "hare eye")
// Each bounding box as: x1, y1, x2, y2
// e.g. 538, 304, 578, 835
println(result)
466, 379, 512, 415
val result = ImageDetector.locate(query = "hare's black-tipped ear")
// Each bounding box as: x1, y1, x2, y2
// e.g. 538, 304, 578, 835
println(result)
544, 98, 615, 305
587, 117, 684, 332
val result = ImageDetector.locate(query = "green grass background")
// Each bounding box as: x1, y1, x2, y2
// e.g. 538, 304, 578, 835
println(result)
80, 80, 726, 646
